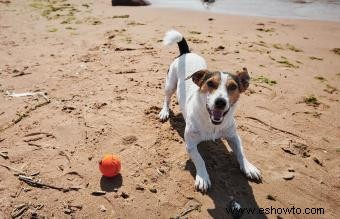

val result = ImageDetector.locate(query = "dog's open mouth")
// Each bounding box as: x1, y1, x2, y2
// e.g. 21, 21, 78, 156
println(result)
207, 106, 229, 125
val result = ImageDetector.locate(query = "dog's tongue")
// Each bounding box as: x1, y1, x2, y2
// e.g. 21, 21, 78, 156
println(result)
212, 110, 223, 121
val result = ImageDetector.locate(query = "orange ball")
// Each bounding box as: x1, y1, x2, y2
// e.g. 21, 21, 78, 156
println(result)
99, 154, 121, 177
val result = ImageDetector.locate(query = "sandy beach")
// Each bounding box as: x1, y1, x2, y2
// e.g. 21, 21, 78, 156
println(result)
0, 0, 340, 218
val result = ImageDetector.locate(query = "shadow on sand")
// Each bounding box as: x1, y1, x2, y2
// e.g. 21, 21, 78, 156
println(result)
100, 174, 123, 192
169, 111, 267, 219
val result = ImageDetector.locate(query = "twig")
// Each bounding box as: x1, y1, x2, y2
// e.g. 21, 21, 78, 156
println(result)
59, 151, 70, 163
12, 72, 32, 77
0, 100, 50, 132
115, 69, 137, 75
91, 191, 106, 196
23, 136, 43, 142
27, 142, 43, 149
24, 132, 55, 138
179, 202, 202, 218
11, 203, 29, 218
0, 163, 26, 175
18, 175, 80, 192
245, 116, 301, 138
254, 83, 273, 91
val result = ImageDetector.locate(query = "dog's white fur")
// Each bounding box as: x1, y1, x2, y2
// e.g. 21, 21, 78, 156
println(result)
160, 30, 261, 192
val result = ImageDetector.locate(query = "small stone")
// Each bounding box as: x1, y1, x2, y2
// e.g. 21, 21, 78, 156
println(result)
120, 191, 129, 199
149, 188, 157, 193
99, 205, 106, 212
64, 209, 72, 214
283, 173, 294, 180
136, 184, 145, 191
267, 194, 276, 201
313, 157, 323, 166
288, 168, 295, 172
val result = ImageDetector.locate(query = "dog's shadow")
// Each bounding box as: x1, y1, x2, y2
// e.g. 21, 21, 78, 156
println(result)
169, 112, 267, 219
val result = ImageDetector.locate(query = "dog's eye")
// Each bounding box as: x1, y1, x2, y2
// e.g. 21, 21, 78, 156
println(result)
228, 83, 238, 91
206, 81, 216, 88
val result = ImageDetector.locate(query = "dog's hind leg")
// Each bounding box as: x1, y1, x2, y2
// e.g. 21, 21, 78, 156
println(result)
159, 66, 177, 121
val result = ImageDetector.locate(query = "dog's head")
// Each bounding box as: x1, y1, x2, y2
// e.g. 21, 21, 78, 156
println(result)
186, 68, 250, 125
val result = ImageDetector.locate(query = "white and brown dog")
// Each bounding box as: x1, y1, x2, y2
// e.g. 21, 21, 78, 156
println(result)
159, 30, 261, 192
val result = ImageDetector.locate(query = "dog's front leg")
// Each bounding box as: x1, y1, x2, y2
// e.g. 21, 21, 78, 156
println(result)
227, 133, 261, 180
185, 132, 211, 192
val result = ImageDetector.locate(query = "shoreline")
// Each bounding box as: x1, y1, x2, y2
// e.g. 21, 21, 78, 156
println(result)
150, 0, 340, 22
148, 6, 340, 23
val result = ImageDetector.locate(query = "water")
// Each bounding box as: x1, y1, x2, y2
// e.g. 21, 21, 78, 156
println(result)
150, 0, 340, 22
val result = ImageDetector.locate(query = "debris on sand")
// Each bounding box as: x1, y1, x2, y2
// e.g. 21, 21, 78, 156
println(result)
0, 163, 26, 175
281, 147, 296, 155
120, 191, 130, 199
313, 157, 323, 166
282, 173, 295, 180
0, 151, 9, 159
149, 188, 157, 193
115, 69, 137, 74
172, 199, 202, 219
91, 191, 107, 196
11, 203, 29, 218
99, 205, 107, 212
6, 91, 49, 102
135, 184, 145, 191
331, 48, 340, 55
122, 135, 138, 145
112, 14, 130, 19
18, 175, 81, 192
304, 95, 320, 107
267, 194, 276, 201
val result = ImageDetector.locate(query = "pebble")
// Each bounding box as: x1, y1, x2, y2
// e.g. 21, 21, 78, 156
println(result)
120, 191, 129, 199
267, 194, 276, 201
313, 157, 323, 166
149, 188, 157, 193
136, 184, 145, 191
288, 168, 295, 172
99, 205, 106, 212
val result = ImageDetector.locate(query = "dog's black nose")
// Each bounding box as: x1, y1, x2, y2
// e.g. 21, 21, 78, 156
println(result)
215, 98, 227, 109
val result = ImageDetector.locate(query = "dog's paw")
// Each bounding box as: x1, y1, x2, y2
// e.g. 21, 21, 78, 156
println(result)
159, 107, 170, 121
195, 172, 211, 192
240, 160, 261, 180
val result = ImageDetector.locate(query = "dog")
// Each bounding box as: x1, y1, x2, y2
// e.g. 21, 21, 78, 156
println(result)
159, 30, 261, 192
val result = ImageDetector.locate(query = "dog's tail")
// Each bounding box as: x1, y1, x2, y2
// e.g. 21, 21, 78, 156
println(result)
163, 30, 190, 56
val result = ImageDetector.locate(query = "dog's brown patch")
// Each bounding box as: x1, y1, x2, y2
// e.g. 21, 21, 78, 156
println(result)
200, 71, 221, 93
187, 70, 221, 93
226, 78, 240, 105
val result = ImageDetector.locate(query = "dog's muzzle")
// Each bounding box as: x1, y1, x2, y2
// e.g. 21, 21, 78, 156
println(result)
206, 105, 230, 125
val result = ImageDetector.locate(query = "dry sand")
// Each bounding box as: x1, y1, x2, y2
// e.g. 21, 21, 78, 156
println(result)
0, 0, 340, 218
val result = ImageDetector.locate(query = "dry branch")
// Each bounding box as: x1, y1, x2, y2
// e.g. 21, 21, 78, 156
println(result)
245, 116, 301, 138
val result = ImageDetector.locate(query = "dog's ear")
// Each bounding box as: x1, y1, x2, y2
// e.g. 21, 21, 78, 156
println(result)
235, 67, 250, 93
185, 69, 210, 87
